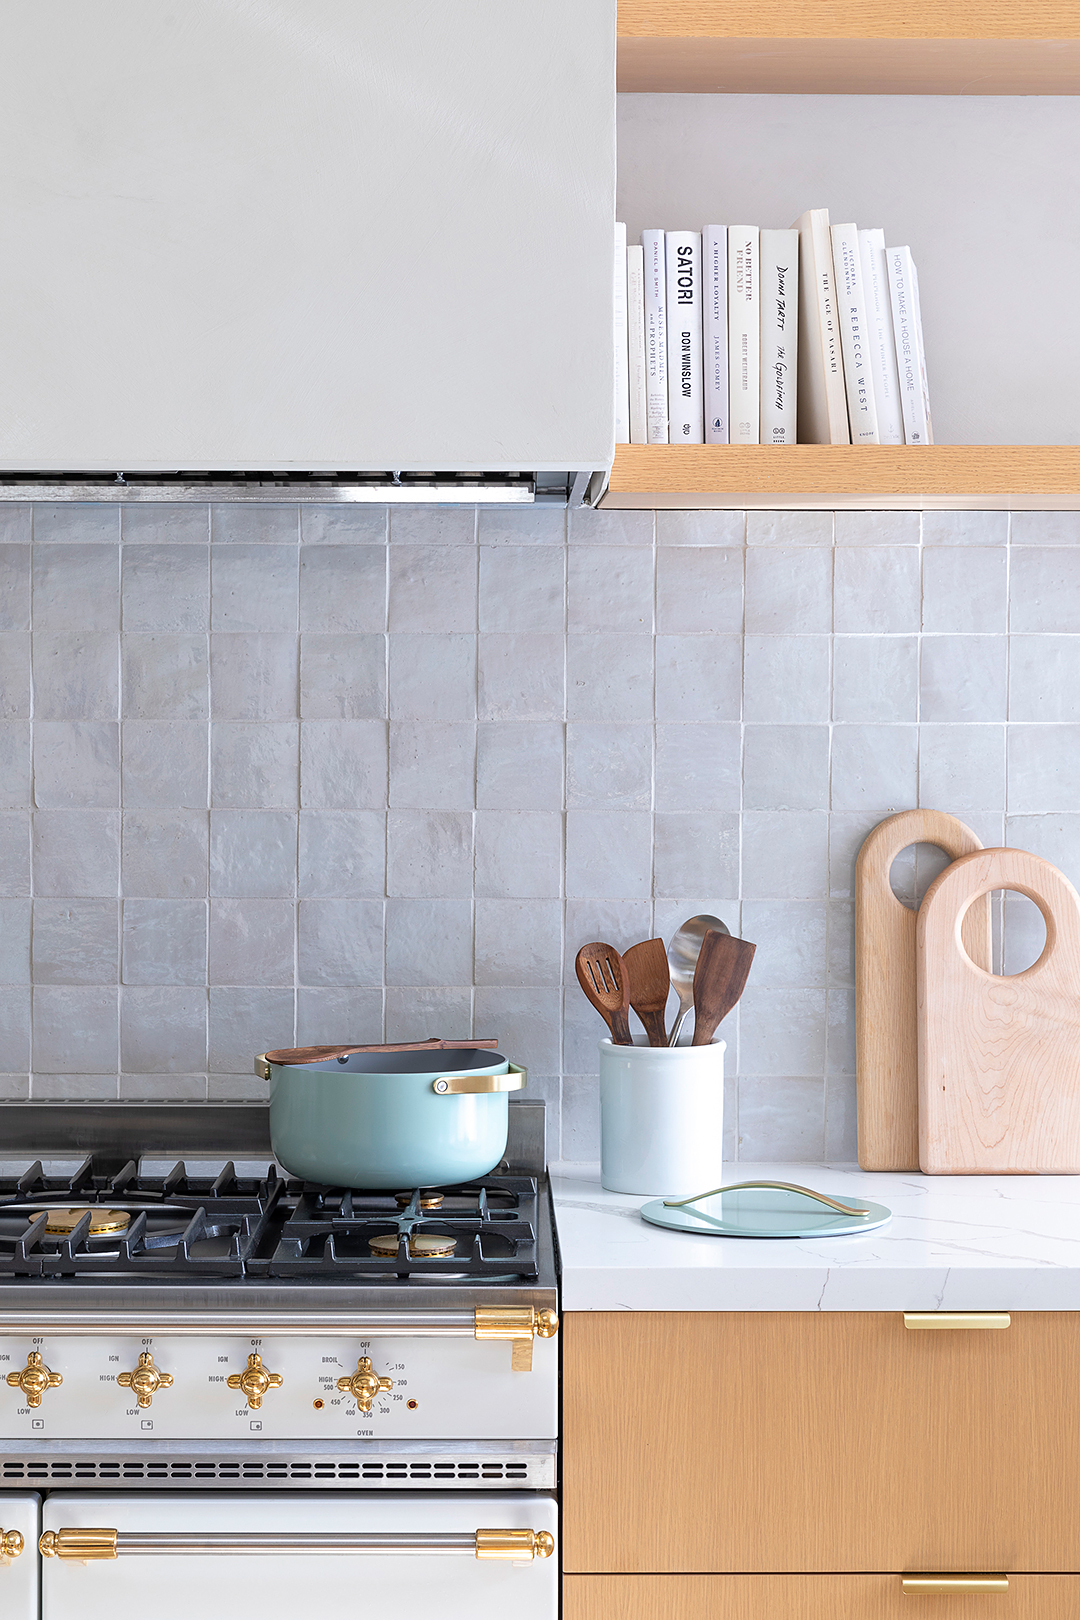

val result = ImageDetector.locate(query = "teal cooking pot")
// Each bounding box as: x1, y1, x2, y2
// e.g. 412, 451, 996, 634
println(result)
259, 1047, 526, 1188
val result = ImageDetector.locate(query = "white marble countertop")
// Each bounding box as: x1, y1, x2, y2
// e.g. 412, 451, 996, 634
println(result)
550, 1162, 1080, 1312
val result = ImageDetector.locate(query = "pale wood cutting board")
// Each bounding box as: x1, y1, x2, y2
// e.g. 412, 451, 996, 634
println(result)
918, 847, 1080, 1174
855, 810, 990, 1171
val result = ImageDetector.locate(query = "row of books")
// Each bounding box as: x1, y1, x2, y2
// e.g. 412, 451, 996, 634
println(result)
614, 208, 933, 448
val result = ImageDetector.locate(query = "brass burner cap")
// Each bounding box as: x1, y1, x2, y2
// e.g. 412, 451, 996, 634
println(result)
369, 1231, 457, 1259
37, 1207, 132, 1236
394, 1192, 444, 1211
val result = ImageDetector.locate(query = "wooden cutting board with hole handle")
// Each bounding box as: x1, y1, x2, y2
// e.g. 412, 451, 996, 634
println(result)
856, 810, 991, 1170
918, 847, 1080, 1174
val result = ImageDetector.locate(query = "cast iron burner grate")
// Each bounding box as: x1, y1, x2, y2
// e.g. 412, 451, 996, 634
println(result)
0, 1158, 539, 1282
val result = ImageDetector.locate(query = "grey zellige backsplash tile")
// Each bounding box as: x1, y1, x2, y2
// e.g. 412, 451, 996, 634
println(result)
0, 503, 1076, 1164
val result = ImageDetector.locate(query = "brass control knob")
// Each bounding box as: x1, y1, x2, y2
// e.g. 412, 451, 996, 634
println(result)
0, 1529, 24, 1559
7, 1351, 62, 1408
227, 1352, 283, 1410
117, 1351, 173, 1409
337, 1355, 393, 1413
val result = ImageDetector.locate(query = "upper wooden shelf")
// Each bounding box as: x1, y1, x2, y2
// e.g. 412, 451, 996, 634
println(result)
617, 3, 1080, 93
600, 446, 1080, 511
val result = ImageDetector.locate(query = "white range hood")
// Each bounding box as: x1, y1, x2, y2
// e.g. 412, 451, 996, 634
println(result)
0, 1, 615, 502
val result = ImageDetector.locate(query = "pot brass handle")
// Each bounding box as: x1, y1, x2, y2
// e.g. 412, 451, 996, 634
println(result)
664, 1180, 871, 1217
901, 1574, 1009, 1593
432, 1064, 527, 1095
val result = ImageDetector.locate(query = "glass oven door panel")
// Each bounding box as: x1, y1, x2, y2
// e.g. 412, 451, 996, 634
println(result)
41, 1492, 558, 1620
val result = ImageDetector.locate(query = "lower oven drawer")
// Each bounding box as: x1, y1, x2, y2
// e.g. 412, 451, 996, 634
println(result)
42, 1492, 557, 1620
0, 1492, 38, 1620
564, 1575, 1080, 1618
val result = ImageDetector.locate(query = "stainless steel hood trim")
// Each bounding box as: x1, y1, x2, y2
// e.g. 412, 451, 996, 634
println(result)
0, 472, 539, 502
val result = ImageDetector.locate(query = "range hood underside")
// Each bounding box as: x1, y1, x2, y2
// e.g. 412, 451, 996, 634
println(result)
0, 470, 600, 505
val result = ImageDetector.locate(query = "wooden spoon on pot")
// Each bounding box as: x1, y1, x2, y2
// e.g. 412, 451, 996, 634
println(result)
622, 938, 670, 1047
575, 942, 632, 1045
691, 931, 756, 1047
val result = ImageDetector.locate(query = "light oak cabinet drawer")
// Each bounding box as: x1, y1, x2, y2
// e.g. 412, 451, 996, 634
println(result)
563, 1312, 1080, 1573
565, 1575, 1080, 1619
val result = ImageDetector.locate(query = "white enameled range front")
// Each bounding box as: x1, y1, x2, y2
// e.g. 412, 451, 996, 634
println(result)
0, 1103, 559, 1620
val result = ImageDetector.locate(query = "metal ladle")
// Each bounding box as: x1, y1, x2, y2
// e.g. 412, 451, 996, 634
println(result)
666, 913, 729, 1046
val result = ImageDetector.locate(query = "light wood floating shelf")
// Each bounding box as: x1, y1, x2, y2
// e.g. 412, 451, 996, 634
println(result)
618, 3, 1080, 92
600, 446, 1080, 511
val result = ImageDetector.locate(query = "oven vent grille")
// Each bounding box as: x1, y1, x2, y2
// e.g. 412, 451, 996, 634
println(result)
0, 1455, 549, 1489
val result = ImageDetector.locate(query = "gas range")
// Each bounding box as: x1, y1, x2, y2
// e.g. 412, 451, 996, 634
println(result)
0, 1101, 558, 1491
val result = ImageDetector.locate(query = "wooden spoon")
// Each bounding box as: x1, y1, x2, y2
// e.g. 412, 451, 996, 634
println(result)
575, 942, 632, 1045
691, 931, 756, 1047
261, 1037, 499, 1067
622, 938, 670, 1047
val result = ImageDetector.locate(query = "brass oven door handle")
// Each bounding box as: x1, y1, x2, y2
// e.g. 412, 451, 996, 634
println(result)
901, 1574, 1009, 1593
40, 1528, 554, 1561
903, 1313, 1011, 1330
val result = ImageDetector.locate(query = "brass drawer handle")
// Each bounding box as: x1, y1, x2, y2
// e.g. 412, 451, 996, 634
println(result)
901, 1574, 1009, 1594
904, 1312, 1011, 1331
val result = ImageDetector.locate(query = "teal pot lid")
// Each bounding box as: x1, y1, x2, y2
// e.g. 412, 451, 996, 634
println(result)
640, 1180, 892, 1238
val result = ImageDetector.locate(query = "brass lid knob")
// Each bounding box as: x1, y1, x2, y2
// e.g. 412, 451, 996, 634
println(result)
227, 1352, 283, 1410
336, 1355, 393, 1413
117, 1351, 173, 1409
6, 1351, 62, 1408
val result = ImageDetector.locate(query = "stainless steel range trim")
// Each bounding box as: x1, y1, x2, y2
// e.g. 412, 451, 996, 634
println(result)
0, 1438, 556, 1490
0, 1311, 478, 1335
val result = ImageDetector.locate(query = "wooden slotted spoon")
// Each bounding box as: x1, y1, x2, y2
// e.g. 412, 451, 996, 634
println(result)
622, 938, 670, 1047
575, 942, 632, 1045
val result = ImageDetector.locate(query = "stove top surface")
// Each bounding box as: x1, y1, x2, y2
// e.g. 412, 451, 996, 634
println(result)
0, 1157, 542, 1284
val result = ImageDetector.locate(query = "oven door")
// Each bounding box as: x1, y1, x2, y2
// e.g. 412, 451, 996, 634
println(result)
0, 1492, 39, 1619
41, 1491, 557, 1620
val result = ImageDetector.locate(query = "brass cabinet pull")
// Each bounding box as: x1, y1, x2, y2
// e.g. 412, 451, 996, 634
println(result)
0, 1529, 24, 1558
903, 1312, 1011, 1331
901, 1574, 1009, 1593
40, 1527, 553, 1560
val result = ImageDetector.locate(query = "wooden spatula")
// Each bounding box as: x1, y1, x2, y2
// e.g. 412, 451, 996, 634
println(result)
691, 931, 756, 1047
575, 942, 632, 1045
622, 938, 670, 1047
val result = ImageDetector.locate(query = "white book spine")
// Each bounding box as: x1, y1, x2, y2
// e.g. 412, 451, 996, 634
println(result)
908, 259, 934, 445
888, 245, 931, 446
642, 229, 669, 443
759, 229, 798, 444
791, 208, 850, 444
727, 227, 759, 445
830, 222, 879, 444
859, 227, 904, 445
626, 245, 648, 446
613, 221, 630, 445
665, 230, 704, 443
704, 225, 729, 444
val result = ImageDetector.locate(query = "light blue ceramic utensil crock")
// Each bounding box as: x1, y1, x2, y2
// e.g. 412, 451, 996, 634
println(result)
259, 1048, 526, 1188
